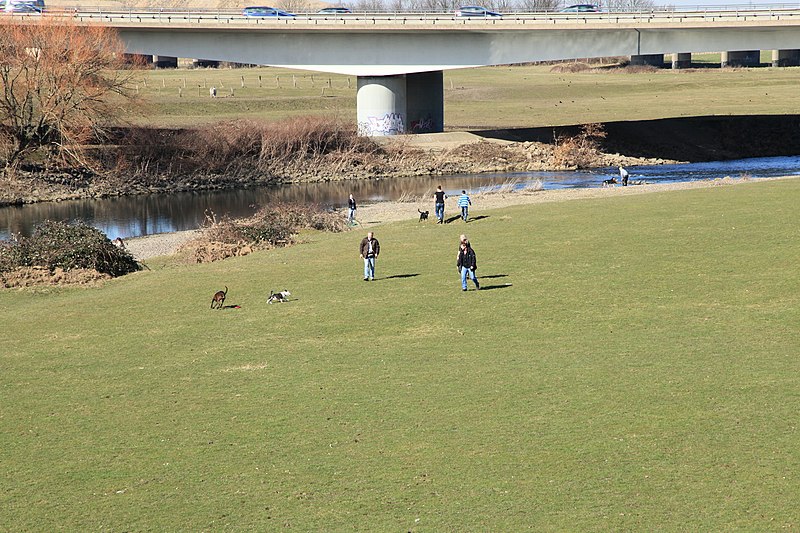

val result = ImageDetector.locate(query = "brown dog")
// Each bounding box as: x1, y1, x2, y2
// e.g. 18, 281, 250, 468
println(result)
211, 286, 228, 309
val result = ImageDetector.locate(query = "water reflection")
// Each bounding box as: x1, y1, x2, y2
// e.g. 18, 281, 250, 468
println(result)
2, 155, 799, 240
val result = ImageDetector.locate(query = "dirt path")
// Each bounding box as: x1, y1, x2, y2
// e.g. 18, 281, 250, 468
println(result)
126, 176, 795, 260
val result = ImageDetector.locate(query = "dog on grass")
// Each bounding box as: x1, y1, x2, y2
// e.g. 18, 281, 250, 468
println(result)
268, 289, 291, 304
211, 286, 227, 309
602, 177, 618, 187
418, 209, 429, 222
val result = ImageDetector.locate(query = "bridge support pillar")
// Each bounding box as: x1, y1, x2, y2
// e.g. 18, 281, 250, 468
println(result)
153, 55, 178, 69
406, 71, 444, 134
671, 52, 691, 69
193, 59, 220, 68
357, 71, 444, 136
772, 49, 800, 67
721, 50, 760, 67
629, 54, 663, 67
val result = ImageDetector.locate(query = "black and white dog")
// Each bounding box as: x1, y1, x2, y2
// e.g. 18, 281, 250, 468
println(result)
268, 290, 291, 304
418, 209, 429, 222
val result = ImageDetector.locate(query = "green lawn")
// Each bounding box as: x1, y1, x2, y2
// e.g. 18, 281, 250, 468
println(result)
2, 180, 799, 530
132, 63, 800, 129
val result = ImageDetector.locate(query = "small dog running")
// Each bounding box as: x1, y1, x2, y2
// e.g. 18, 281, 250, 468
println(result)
602, 177, 618, 187
418, 209, 429, 222
211, 286, 228, 309
268, 289, 291, 304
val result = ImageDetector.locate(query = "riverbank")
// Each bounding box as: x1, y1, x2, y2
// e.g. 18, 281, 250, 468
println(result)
126, 174, 795, 261
0, 131, 667, 207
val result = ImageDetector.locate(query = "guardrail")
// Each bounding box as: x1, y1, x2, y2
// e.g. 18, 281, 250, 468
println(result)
6, 6, 800, 25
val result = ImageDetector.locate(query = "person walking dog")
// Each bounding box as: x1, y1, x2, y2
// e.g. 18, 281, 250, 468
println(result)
359, 231, 380, 281
457, 241, 479, 291
347, 193, 357, 224
433, 185, 447, 224
457, 190, 472, 222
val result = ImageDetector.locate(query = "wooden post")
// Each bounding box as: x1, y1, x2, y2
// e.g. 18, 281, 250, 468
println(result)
241, 75, 245, 88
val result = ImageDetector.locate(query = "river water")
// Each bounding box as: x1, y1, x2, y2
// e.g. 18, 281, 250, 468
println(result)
2, 155, 799, 241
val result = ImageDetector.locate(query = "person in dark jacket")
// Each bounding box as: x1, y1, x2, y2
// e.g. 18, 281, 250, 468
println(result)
359, 231, 380, 281
457, 242, 479, 291
347, 193, 357, 224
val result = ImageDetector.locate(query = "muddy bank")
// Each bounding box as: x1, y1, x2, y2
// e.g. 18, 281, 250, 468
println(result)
3, 114, 798, 207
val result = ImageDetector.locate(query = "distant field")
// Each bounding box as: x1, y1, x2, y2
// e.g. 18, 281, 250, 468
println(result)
131, 63, 800, 130
2, 180, 799, 529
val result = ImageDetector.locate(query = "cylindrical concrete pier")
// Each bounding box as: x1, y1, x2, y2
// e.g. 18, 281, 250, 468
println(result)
721, 50, 760, 67
630, 54, 664, 67
153, 55, 178, 68
772, 49, 800, 67
357, 75, 407, 136
671, 52, 691, 69
356, 71, 445, 136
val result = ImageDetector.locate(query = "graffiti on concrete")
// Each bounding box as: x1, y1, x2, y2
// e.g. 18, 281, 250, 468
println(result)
411, 115, 435, 133
360, 113, 405, 136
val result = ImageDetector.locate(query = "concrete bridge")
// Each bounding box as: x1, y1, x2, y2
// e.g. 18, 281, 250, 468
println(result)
17, 8, 800, 134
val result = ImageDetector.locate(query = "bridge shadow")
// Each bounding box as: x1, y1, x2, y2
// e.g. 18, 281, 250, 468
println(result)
471, 115, 800, 163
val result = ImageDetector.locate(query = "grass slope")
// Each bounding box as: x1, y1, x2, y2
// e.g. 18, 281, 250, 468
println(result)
2, 180, 799, 530
133, 64, 800, 129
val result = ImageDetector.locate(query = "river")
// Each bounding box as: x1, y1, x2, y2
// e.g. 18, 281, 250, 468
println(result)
2, 155, 799, 241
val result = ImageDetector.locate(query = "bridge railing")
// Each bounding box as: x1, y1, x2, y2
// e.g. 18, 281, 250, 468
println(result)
9, 6, 800, 25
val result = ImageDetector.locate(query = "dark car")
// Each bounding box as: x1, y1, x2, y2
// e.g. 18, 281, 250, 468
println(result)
317, 6, 351, 14
242, 6, 295, 17
454, 5, 502, 17
560, 4, 599, 12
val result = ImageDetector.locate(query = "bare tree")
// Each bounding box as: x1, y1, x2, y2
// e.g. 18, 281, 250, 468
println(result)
605, 0, 655, 12
0, 19, 138, 171
517, 0, 560, 12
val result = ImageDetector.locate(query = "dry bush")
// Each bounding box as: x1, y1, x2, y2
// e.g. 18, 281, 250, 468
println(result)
551, 123, 608, 169
0, 266, 110, 288
550, 62, 592, 73
112, 117, 382, 180
182, 203, 346, 263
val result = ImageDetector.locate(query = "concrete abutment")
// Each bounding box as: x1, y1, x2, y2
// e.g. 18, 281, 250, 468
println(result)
356, 71, 444, 136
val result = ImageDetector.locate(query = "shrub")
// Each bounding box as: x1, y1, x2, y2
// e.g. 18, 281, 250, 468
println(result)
0, 221, 140, 277
183, 203, 346, 263
551, 123, 608, 169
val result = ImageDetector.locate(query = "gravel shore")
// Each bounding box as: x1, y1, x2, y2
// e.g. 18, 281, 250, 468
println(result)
125, 230, 201, 261
125, 176, 794, 260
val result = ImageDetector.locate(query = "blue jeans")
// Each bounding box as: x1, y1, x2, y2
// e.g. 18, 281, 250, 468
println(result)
461, 206, 469, 221
363, 257, 375, 279
435, 203, 444, 222
348, 208, 356, 223
461, 266, 478, 290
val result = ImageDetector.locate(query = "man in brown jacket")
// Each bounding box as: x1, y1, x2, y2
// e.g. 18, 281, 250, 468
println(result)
359, 231, 380, 281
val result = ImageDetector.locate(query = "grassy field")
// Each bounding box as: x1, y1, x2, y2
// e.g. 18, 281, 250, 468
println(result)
2, 179, 799, 530
132, 63, 800, 129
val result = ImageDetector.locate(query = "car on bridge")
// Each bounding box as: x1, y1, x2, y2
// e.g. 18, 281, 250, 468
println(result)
3, 0, 44, 13
454, 5, 502, 17
560, 4, 600, 12
317, 6, 352, 14
242, 6, 295, 17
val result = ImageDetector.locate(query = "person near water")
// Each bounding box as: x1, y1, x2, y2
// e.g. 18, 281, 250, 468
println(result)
457, 190, 471, 222
347, 193, 357, 224
433, 185, 447, 224
619, 165, 629, 186
359, 231, 380, 281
